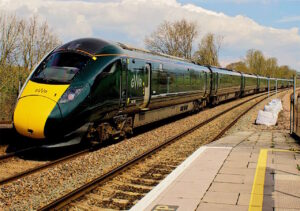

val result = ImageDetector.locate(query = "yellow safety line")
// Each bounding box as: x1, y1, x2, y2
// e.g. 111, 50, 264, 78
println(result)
248, 148, 299, 211
249, 149, 268, 211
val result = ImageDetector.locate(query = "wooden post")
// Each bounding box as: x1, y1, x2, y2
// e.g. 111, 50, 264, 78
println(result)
293, 76, 296, 133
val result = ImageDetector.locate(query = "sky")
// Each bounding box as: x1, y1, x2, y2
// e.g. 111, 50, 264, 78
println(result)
1, 0, 300, 70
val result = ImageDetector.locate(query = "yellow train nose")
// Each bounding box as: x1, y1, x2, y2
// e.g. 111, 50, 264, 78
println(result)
13, 96, 57, 139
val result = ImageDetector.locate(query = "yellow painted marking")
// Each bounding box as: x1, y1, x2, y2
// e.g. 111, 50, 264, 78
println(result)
249, 149, 267, 211
14, 80, 69, 139
249, 148, 299, 211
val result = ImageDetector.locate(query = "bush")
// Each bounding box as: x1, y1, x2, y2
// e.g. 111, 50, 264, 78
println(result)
0, 66, 29, 121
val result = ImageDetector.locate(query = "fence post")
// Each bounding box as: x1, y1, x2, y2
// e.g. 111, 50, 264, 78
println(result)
268, 78, 270, 98
291, 94, 293, 134
293, 76, 296, 133
276, 79, 277, 97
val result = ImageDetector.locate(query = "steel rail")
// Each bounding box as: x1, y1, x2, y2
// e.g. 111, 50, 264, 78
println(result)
0, 148, 91, 185
0, 146, 39, 161
0, 121, 12, 124
38, 89, 286, 211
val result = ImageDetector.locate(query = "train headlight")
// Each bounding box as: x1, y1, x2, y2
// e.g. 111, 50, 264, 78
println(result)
59, 87, 83, 103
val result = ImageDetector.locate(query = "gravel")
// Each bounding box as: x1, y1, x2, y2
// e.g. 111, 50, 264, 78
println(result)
225, 90, 292, 134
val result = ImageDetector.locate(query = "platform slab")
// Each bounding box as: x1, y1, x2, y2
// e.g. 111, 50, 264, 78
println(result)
131, 131, 300, 211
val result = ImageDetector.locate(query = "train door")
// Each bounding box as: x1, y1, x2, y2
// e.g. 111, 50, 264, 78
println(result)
120, 58, 128, 108
214, 72, 219, 95
127, 58, 151, 109
241, 73, 245, 94
140, 63, 151, 110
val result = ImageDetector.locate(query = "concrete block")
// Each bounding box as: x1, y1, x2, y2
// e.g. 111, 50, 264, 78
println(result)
202, 191, 239, 205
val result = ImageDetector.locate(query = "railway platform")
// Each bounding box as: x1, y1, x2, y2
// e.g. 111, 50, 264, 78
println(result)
131, 131, 300, 211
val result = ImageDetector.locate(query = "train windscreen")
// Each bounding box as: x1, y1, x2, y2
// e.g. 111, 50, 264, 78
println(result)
31, 52, 90, 84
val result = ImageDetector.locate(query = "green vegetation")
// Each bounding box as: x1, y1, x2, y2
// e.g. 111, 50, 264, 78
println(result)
226, 49, 296, 79
0, 66, 29, 120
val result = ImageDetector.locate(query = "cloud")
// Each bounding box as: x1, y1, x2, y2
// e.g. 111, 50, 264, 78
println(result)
278, 16, 300, 23
1, 0, 300, 70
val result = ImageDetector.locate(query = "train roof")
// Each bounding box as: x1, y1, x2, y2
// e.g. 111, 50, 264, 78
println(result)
54, 38, 117, 55
54, 38, 211, 72
53, 38, 293, 81
209, 66, 241, 76
242, 73, 258, 78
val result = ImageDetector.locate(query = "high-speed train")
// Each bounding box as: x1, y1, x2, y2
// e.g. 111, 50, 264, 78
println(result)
13, 38, 292, 142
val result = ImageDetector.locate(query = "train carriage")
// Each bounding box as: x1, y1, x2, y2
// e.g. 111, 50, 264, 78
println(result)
242, 73, 258, 96
269, 78, 277, 90
208, 67, 242, 104
258, 76, 268, 92
278, 79, 290, 88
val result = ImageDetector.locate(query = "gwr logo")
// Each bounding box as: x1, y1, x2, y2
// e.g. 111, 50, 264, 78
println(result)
131, 73, 143, 89
35, 88, 48, 94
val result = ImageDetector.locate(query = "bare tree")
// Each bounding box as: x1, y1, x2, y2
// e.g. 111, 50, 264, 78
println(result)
19, 16, 61, 71
0, 13, 22, 66
145, 19, 198, 59
193, 33, 222, 66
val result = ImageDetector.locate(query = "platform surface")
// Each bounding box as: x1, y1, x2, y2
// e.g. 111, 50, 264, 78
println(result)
131, 131, 300, 211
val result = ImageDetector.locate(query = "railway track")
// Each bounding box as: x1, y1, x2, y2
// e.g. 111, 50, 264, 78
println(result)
37, 89, 287, 210
0, 121, 12, 125
0, 147, 92, 185
0, 91, 271, 186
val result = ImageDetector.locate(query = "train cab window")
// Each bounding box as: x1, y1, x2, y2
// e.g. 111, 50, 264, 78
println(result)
102, 60, 121, 75
31, 52, 90, 84
91, 60, 122, 102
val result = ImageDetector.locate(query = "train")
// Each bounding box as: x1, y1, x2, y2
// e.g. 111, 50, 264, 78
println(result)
12, 38, 293, 143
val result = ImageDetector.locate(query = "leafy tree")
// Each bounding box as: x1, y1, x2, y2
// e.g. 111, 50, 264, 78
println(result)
245, 49, 265, 75
226, 61, 248, 73
193, 33, 222, 66
226, 49, 296, 79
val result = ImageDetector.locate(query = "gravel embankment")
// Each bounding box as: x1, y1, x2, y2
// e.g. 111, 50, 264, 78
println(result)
225, 90, 291, 134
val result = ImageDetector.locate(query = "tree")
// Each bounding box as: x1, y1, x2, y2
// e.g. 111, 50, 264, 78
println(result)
226, 49, 296, 79
0, 12, 61, 121
226, 61, 248, 73
0, 12, 60, 71
19, 16, 61, 71
0, 13, 22, 66
145, 19, 198, 59
193, 33, 222, 66
264, 57, 278, 77
244, 49, 266, 75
